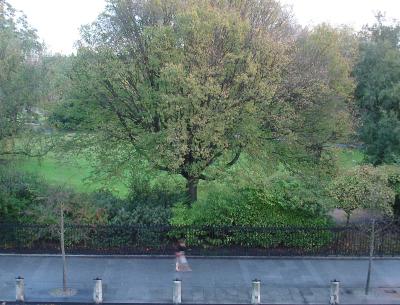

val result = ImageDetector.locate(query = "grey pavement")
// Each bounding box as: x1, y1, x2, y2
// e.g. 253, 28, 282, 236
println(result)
0, 255, 400, 304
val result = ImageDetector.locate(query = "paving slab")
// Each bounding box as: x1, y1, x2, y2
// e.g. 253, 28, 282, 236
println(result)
0, 255, 399, 304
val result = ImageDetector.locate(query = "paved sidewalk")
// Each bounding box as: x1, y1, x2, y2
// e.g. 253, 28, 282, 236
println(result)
0, 255, 399, 304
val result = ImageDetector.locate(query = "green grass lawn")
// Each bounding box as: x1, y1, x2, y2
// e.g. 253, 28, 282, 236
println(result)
335, 147, 364, 169
11, 154, 129, 197
8, 146, 364, 199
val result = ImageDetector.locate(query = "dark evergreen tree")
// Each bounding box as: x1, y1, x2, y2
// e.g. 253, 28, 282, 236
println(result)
354, 15, 400, 164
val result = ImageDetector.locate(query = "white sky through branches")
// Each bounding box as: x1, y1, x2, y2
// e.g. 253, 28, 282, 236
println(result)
8, 0, 106, 54
280, 0, 400, 29
7, 0, 400, 54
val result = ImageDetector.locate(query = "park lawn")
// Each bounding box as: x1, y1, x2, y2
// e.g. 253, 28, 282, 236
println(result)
9, 147, 364, 199
10, 153, 129, 197
335, 147, 364, 169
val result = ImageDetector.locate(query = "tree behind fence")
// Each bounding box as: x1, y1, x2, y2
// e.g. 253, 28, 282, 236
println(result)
0, 222, 399, 256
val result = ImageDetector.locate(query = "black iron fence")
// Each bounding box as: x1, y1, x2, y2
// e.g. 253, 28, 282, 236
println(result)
0, 221, 399, 256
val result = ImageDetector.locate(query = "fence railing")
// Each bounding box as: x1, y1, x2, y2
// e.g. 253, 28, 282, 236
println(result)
0, 222, 399, 256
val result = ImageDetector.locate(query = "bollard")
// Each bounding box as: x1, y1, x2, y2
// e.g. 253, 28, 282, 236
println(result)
16, 276, 24, 302
93, 278, 103, 304
251, 279, 261, 305
330, 279, 340, 305
173, 279, 182, 304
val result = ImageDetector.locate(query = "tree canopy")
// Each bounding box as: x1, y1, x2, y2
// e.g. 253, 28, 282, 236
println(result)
286, 24, 357, 161
70, 0, 297, 203
354, 15, 400, 165
0, 0, 43, 155
330, 165, 395, 224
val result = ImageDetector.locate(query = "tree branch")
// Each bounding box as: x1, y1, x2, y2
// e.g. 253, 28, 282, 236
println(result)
199, 174, 216, 181
154, 164, 171, 172
226, 148, 242, 167
0, 145, 54, 158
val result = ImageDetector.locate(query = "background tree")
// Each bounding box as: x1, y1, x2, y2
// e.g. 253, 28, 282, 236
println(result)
40, 54, 74, 109
278, 24, 357, 162
69, 0, 296, 203
354, 15, 400, 165
379, 165, 400, 216
330, 165, 395, 224
0, 0, 43, 155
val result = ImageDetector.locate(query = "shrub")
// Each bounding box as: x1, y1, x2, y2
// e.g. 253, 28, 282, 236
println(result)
108, 171, 185, 225
171, 185, 333, 250
48, 100, 90, 131
0, 165, 48, 222
330, 165, 395, 224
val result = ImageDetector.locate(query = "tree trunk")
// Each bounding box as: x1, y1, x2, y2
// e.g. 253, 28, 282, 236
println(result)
314, 144, 323, 162
393, 195, 400, 217
346, 213, 351, 226
187, 178, 198, 204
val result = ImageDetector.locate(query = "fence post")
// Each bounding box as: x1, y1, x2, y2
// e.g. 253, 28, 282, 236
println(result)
330, 279, 340, 305
16, 276, 24, 302
93, 278, 103, 304
251, 279, 261, 305
173, 279, 182, 304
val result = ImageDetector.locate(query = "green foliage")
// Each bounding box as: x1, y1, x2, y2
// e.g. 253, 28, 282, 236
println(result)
48, 100, 89, 131
330, 165, 395, 223
107, 176, 182, 225
77, 170, 184, 225
171, 186, 333, 249
0, 165, 47, 222
9, 151, 129, 196
382, 165, 400, 194
69, 0, 295, 202
0, 164, 111, 225
0, 1, 43, 153
336, 147, 364, 169
3, 2, 394, 254
39, 54, 73, 107
53, 1, 358, 205
379, 165, 400, 216
28, 187, 109, 226
280, 24, 357, 161
259, 174, 331, 215
354, 16, 400, 164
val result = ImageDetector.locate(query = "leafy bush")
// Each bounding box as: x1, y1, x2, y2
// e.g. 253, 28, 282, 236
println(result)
108, 171, 185, 225
0, 165, 48, 222
330, 165, 395, 223
48, 100, 90, 131
378, 165, 400, 217
171, 185, 333, 250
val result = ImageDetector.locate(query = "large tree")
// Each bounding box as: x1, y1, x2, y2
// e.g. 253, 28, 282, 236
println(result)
278, 24, 357, 162
70, 0, 296, 203
354, 15, 400, 165
0, 0, 43, 155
